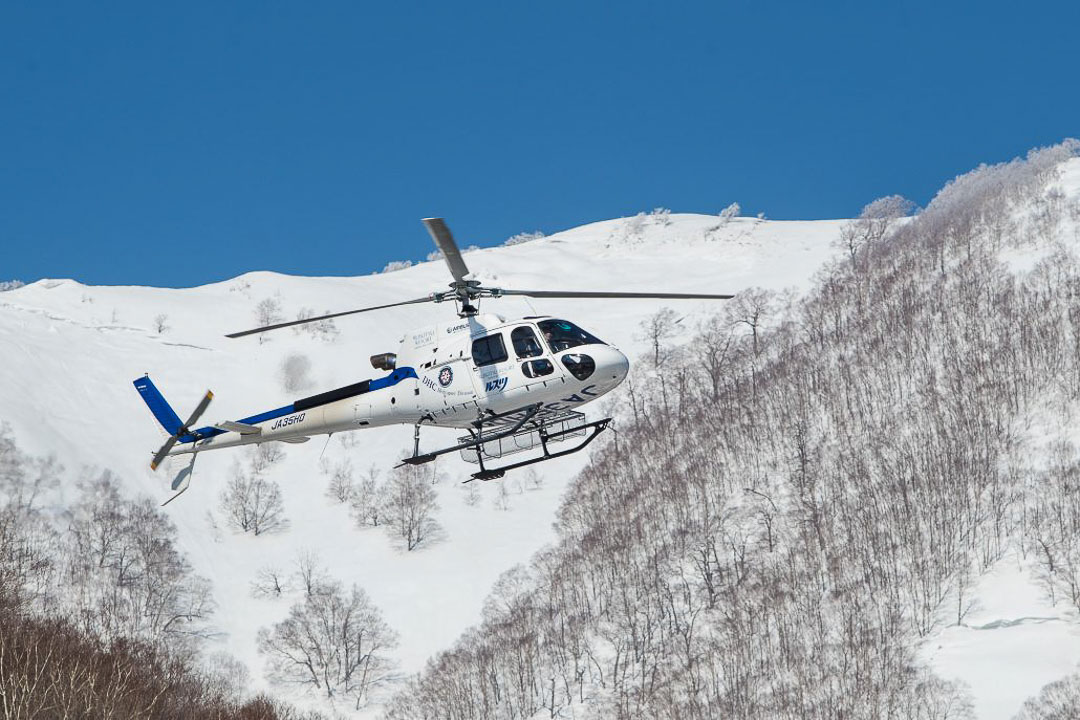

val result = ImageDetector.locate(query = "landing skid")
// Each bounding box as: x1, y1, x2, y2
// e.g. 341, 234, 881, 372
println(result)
401, 404, 612, 481
466, 417, 611, 482
401, 404, 542, 466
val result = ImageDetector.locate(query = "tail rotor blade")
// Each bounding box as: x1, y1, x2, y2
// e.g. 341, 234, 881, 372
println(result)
150, 436, 178, 471
423, 218, 470, 284
150, 390, 213, 471
183, 390, 214, 428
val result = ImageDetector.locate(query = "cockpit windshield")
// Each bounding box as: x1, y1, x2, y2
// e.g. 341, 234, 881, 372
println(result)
537, 319, 604, 353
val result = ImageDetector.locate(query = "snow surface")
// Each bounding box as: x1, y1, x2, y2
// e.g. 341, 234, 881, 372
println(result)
0, 213, 844, 714
922, 555, 1080, 720
5, 161, 1080, 718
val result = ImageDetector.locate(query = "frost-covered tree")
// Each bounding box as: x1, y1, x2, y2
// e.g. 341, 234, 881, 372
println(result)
838, 193, 915, 260
504, 230, 545, 246
650, 207, 672, 226
293, 308, 340, 341
255, 297, 283, 343
381, 260, 413, 273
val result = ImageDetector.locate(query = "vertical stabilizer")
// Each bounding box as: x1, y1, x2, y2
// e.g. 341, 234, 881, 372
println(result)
133, 375, 183, 436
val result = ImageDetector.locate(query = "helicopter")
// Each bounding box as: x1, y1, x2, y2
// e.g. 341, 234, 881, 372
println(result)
134, 218, 733, 503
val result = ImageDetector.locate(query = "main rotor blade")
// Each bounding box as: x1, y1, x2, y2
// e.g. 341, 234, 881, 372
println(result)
150, 435, 178, 471
183, 390, 214, 429
497, 289, 736, 301
422, 218, 470, 284
225, 297, 434, 338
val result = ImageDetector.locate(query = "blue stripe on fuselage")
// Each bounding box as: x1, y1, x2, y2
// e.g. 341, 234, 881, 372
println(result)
178, 367, 417, 444
368, 366, 418, 391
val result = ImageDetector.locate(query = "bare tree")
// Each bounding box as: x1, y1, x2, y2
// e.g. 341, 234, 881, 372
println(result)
730, 287, 774, 357
326, 459, 354, 504
382, 143, 1080, 720
66, 473, 214, 650
350, 465, 384, 527
637, 308, 681, 369
492, 481, 511, 512
1015, 670, 1080, 719
153, 313, 169, 334
258, 581, 398, 709
463, 483, 481, 507
220, 468, 287, 536
381, 463, 440, 551
293, 549, 327, 598
251, 564, 290, 599
524, 469, 543, 491
248, 443, 284, 476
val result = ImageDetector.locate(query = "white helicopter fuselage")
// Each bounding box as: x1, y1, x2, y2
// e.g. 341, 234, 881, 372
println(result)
165, 314, 629, 457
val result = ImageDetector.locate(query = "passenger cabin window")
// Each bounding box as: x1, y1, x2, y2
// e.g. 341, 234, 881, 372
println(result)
522, 359, 554, 378
511, 326, 544, 358
472, 334, 509, 367
538, 319, 604, 353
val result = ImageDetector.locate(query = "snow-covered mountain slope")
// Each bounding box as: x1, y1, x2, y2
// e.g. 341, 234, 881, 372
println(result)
380, 150, 1080, 720
8, 152, 1080, 719
918, 156, 1080, 720
0, 213, 845, 709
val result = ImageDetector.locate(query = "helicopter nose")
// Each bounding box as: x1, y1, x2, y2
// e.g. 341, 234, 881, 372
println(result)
595, 344, 630, 387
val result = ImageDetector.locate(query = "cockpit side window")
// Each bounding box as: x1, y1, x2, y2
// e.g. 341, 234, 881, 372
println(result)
472, 333, 509, 367
538, 319, 604, 353
511, 326, 544, 358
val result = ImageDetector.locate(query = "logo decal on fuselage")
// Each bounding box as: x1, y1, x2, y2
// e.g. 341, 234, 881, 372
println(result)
484, 377, 508, 393
438, 366, 454, 387
412, 329, 435, 347
271, 412, 306, 430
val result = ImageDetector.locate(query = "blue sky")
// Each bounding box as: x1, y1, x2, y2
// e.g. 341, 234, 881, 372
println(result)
2, 1, 1077, 287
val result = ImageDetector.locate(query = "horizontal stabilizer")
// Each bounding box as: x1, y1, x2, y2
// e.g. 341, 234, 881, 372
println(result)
279, 436, 310, 444
214, 420, 262, 435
